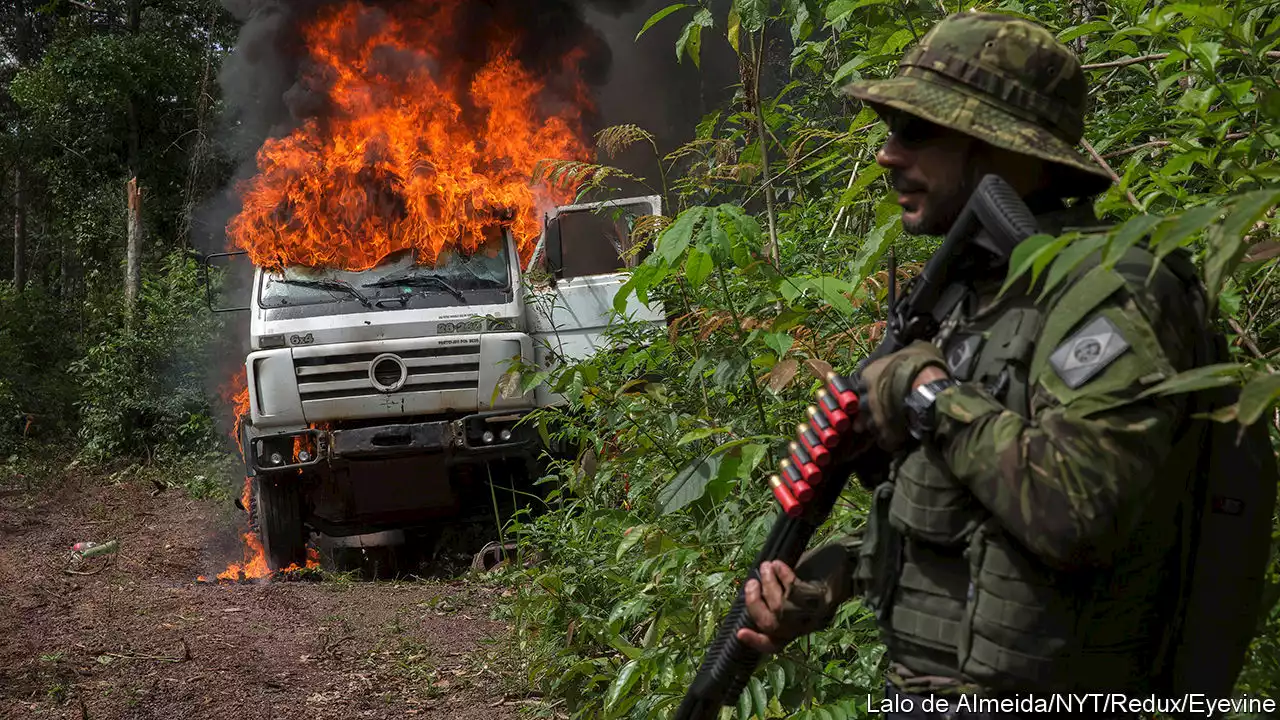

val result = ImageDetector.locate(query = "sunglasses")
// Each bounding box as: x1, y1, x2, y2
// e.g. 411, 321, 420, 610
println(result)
886, 113, 949, 147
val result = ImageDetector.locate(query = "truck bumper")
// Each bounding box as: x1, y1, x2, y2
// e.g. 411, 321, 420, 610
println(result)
250, 411, 536, 472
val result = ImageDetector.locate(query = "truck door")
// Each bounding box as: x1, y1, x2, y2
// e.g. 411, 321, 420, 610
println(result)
525, 195, 666, 406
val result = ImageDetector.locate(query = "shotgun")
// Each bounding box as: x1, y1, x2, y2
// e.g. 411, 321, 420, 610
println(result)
671, 175, 1039, 720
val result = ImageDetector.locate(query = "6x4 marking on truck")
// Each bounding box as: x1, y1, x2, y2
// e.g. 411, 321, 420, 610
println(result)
290, 332, 315, 345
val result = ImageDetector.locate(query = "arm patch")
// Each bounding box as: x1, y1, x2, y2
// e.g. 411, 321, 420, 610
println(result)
1047, 315, 1131, 390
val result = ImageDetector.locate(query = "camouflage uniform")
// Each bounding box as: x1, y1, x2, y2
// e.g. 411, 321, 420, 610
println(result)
779, 12, 1216, 718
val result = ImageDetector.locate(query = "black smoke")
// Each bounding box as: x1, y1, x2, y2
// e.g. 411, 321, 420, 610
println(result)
199, 0, 746, 437
215, 0, 654, 168
198, 0, 742, 256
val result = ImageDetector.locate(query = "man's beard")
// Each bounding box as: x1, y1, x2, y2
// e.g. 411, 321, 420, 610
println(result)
898, 173, 978, 237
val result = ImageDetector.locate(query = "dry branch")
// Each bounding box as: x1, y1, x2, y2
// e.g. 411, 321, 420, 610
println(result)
1080, 137, 1140, 209
1101, 132, 1250, 159
1082, 50, 1280, 70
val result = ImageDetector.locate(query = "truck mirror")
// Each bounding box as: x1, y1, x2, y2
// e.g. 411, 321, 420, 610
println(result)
202, 250, 252, 313
544, 214, 564, 279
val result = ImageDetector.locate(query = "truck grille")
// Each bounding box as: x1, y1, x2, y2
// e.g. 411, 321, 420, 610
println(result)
293, 344, 480, 402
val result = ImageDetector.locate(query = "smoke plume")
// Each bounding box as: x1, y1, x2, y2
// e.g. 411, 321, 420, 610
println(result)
215, 0, 649, 171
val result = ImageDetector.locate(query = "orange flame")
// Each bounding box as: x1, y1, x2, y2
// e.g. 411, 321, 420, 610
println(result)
225, 0, 590, 271
222, 367, 251, 452
213, 369, 320, 581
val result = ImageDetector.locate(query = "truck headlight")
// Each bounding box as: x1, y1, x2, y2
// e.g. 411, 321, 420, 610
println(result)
482, 431, 495, 444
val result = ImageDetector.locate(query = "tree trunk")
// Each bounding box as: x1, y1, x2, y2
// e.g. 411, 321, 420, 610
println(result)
746, 31, 779, 267
12, 0, 30, 291
13, 167, 27, 291
179, 15, 216, 246
125, 176, 143, 321
123, 0, 143, 322
1070, 0, 1098, 53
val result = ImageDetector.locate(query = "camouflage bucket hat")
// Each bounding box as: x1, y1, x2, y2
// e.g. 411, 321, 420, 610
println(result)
842, 11, 1113, 197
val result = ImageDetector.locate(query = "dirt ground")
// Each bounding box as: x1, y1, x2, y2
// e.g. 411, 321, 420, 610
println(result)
0, 467, 528, 720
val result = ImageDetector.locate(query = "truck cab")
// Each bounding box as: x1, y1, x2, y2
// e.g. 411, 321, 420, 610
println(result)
229, 195, 665, 570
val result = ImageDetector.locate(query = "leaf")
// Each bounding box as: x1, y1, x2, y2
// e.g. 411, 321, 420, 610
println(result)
763, 331, 794, 357
1102, 214, 1164, 268
880, 28, 915, 54
1058, 20, 1112, 44
613, 275, 637, 314
676, 9, 714, 68
1261, 88, 1280, 122
1149, 204, 1224, 267
1189, 41, 1221, 72
749, 676, 768, 718
849, 216, 899, 284
685, 248, 713, 289
836, 163, 887, 208
727, 4, 741, 54
998, 233, 1060, 298
605, 659, 641, 710
812, 276, 855, 316
1136, 363, 1247, 399
767, 664, 786, 699
1038, 235, 1108, 301
736, 0, 767, 32
636, 3, 689, 41
657, 452, 722, 515
677, 426, 729, 445
737, 687, 754, 720
1237, 373, 1280, 426
708, 211, 734, 266
657, 207, 705, 264
767, 358, 799, 393
786, 0, 811, 42
616, 525, 649, 561
1205, 189, 1280, 298
805, 359, 832, 380
1244, 241, 1280, 263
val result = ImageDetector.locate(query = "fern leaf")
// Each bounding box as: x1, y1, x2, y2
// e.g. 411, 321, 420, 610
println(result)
595, 124, 656, 159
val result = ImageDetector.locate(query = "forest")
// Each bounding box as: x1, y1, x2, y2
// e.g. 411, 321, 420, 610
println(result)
0, 0, 1277, 718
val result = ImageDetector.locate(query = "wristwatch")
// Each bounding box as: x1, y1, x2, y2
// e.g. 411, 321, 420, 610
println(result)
904, 377, 959, 440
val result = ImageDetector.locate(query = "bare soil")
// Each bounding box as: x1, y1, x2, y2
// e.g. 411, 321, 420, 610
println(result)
0, 466, 525, 720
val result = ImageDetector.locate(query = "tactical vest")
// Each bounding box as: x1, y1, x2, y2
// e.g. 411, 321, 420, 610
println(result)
857, 236, 1211, 694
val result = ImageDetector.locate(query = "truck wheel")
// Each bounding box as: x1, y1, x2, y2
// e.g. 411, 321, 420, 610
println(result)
254, 477, 307, 571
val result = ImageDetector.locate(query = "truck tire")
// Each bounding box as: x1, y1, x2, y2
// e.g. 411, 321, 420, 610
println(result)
254, 476, 307, 571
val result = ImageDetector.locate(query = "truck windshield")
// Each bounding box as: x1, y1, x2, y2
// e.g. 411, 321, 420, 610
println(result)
258, 229, 510, 310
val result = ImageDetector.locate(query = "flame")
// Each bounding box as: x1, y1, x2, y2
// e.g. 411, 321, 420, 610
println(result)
214, 369, 320, 581
225, 0, 590, 271
208, 0, 591, 581
221, 367, 251, 452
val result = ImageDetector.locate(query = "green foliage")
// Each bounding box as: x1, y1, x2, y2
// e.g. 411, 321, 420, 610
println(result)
72, 252, 224, 461
0, 2, 239, 480
497, 0, 1280, 717
0, 281, 83, 450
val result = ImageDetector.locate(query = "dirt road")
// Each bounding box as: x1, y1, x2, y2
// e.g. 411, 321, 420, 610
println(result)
0, 467, 524, 720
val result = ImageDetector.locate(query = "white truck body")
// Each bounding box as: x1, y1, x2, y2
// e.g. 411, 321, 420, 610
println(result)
245, 194, 664, 434
230, 195, 664, 563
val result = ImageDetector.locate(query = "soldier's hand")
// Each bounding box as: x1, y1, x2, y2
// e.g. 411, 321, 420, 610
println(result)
737, 560, 798, 654
857, 340, 946, 451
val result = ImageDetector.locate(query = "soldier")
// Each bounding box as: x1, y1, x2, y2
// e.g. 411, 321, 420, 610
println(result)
738, 11, 1219, 720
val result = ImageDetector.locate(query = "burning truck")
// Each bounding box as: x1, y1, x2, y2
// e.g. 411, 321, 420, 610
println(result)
207, 0, 666, 572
